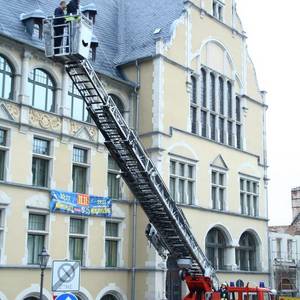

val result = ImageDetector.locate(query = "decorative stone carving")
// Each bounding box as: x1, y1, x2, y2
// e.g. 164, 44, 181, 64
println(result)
29, 109, 61, 131
70, 121, 97, 142
0, 100, 20, 121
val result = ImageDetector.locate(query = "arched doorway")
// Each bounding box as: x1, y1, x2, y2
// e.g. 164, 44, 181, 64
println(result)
24, 298, 39, 300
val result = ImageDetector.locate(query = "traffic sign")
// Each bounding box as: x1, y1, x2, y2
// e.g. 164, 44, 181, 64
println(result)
56, 293, 78, 300
52, 260, 80, 292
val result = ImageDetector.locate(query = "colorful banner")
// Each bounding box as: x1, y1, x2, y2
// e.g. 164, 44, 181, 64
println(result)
50, 190, 112, 217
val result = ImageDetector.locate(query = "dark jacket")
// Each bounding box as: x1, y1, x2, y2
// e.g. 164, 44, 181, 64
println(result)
219, 288, 229, 300
67, 0, 79, 15
54, 7, 65, 25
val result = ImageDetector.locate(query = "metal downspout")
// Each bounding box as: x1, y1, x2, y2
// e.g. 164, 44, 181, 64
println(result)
131, 60, 140, 300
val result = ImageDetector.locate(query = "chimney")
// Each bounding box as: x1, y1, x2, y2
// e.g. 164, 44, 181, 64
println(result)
291, 187, 300, 220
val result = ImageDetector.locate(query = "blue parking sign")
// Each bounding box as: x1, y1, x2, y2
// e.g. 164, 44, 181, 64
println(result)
56, 293, 78, 300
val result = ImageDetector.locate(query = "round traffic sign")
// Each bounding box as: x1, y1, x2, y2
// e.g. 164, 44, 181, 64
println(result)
56, 293, 78, 300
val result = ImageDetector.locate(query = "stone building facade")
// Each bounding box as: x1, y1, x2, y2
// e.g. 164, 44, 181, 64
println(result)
0, 0, 269, 299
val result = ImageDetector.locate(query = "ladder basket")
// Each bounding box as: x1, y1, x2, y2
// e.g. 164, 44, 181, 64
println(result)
43, 14, 93, 61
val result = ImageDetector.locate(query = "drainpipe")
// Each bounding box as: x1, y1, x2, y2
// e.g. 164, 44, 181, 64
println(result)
131, 199, 137, 300
131, 60, 140, 300
134, 60, 141, 132
261, 90, 270, 285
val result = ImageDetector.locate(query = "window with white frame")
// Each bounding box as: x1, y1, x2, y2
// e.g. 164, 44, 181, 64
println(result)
236, 96, 242, 149
190, 68, 243, 149
107, 156, 121, 200
28, 68, 55, 112
287, 239, 294, 260
190, 76, 198, 134
212, 0, 224, 21
0, 55, 14, 100
27, 213, 47, 265
211, 170, 226, 211
275, 238, 282, 259
0, 208, 4, 261
169, 160, 195, 205
240, 178, 259, 217
105, 221, 121, 267
72, 147, 89, 194
32, 137, 51, 187
69, 218, 86, 265
0, 128, 8, 181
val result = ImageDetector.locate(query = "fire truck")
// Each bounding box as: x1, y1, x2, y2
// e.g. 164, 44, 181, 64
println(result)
43, 14, 276, 300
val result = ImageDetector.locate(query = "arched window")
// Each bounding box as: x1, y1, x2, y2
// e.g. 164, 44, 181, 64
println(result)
205, 228, 227, 270
101, 294, 118, 300
68, 83, 91, 123
109, 94, 124, 116
28, 69, 55, 112
24, 297, 39, 300
236, 232, 257, 271
0, 55, 14, 100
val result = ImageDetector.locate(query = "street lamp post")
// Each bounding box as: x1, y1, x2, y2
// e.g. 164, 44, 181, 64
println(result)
38, 247, 50, 300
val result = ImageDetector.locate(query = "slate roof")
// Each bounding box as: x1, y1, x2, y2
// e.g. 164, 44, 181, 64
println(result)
0, 0, 185, 81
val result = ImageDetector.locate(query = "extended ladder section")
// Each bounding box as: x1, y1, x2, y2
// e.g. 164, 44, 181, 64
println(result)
65, 60, 219, 289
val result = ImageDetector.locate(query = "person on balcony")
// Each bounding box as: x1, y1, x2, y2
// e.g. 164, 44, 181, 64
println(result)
53, 1, 67, 54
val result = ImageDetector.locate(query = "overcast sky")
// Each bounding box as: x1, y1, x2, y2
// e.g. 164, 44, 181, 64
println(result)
236, 1, 300, 225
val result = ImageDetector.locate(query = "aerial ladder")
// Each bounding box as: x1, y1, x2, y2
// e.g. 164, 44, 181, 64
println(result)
43, 15, 275, 300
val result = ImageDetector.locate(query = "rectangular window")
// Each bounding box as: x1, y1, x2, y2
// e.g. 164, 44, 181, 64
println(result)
240, 178, 259, 216
227, 82, 232, 118
219, 77, 224, 115
169, 160, 195, 205
0, 129, 8, 181
210, 74, 216, 111
200, 68, 243, 150
32, 137, 50, 187
108, 156, 121, 199
33, 138, 49, 155
190, 106, 197, 134
211, 170, 226, 210
287, 240, 293, 260
276, 238, 281, 259
236, 124, 242, 149
210, 114, 216, 140
0, 209, 4, 261
219, 118, 225, 143
0, 148, 5, 181
73, 147, 87, 164
201, 110, 207, 137
0, 129, 6, 146
72, 147, 88, 194
69, 218, 86, 265
27, 214, 46, 265
201, 69, 207, 107
105, 221, 120, 267
236, 97, 241, 122
228, 121, 233, 146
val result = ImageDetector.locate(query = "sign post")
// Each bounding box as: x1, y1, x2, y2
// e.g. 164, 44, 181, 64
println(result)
52, 261, 80, 293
